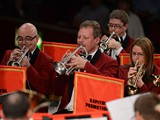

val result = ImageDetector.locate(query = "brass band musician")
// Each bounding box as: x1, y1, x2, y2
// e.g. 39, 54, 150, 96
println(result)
0, 23, 55, 99
118, 37, 160, 96
51, 20, 118, 114
101, 9, 134, 61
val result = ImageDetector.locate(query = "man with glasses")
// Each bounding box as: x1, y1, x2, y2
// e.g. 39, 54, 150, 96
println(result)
0, 23, 56, 101
101, 9, 134, 61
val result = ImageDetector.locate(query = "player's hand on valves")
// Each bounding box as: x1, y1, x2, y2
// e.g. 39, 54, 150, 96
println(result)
66, 54, 88, 69
136, 76, 144, 88
108, 39, 121, 50
9, 48, 21, 61
21, 56, 31, 69
127, 67, 137, 80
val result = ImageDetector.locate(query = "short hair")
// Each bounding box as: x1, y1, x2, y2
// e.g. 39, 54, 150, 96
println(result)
79, 20, 102, 38
2, 91, 30, 119
109, 9, 129, 25
134, 93, 160, 120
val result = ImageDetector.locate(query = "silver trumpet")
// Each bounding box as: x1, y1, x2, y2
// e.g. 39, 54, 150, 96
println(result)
53, 45, 88, 75
99, 32, 121, 53
7, 46, 29, 67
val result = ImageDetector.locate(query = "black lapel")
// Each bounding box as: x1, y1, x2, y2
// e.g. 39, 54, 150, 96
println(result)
90, 49, 101, 65
121, 35, 130, 50
30, 47, 39, 65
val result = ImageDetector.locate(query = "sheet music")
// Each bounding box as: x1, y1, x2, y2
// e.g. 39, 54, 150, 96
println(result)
106, 93, 150, 120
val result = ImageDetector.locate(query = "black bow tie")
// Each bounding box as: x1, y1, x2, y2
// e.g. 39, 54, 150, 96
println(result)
87, 55, 92, 61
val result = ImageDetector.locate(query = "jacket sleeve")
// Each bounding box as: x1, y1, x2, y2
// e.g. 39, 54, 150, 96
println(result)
85, 56, 118, 78
27, 54, 55, 95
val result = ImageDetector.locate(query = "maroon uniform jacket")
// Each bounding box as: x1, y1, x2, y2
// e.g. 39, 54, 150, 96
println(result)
118, 64, 160, 96
53, 49, 118, 111
1, 47, 56, 95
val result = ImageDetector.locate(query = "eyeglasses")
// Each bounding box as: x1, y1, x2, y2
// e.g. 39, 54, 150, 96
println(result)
107, 24, 123, 29
132, 52, 144, 57
17, 35, 37, 42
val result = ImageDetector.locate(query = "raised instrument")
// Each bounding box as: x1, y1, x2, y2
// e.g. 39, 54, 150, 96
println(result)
126, 61, 145, 95
7, 46, 29, 67
53, 45, 88, 75
99, 32, 121, 53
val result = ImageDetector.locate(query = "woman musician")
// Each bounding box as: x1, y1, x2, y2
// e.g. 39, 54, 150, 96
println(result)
118, 37, 160, 96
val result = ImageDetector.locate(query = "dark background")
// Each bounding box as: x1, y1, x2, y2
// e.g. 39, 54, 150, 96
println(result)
0, 0, 160, 61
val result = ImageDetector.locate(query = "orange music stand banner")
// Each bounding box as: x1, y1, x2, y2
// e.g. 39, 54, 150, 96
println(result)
41, 41, 78, 61
73, 72, 124, 113
119, 53, 130, 65
32, 113, 52, 120
154, 54, 160, 68
0, 65, 26, 95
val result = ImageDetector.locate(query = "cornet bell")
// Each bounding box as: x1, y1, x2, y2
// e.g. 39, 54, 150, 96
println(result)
99, 42, 108, 53
53, 45, 88, 75
99, 32, 121, 53
7, 60, 20, 67
53, 62, 66, 75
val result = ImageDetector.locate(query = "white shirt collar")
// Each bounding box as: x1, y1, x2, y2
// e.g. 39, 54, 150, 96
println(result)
122, 32, 127, 41
30, 47, 37, 55
88, 49, 98, 58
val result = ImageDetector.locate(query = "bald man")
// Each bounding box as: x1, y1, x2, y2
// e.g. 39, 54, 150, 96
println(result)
1, 23, 56, 96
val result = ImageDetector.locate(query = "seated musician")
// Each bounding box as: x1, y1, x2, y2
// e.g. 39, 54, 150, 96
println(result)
0, 23, 56, 103
100, 9, 134, 62
118, 37, 160, 96
51, 20, 118, 114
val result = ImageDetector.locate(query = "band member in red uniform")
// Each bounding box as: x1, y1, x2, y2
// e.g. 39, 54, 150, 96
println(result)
1, 23, 55, 96
51, 20, 118, 114
100, 9, 134, 61
118, 37, 160, 96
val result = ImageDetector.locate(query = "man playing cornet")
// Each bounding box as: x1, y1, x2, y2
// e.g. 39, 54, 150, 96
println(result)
1, 23, 56, 101
100, 9, 134, 61
51, 20, 118, 114
118, 37, 160, 96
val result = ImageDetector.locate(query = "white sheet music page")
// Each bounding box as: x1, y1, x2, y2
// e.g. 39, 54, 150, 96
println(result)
106, 93, 150, 120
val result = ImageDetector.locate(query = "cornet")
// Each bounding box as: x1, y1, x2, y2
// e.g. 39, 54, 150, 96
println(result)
53, 45, 88, 75
7, 46, 29, 67
126, 61, 145, 95
99, 32, 121, 53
